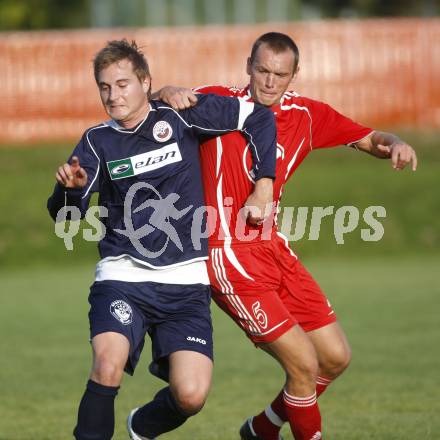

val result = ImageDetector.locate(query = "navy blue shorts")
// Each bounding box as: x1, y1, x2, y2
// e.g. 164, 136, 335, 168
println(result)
88, 280, 213, 376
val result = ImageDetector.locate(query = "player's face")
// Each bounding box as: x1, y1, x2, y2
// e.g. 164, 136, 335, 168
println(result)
247, 44, 297, 107
98, 59, 150, 128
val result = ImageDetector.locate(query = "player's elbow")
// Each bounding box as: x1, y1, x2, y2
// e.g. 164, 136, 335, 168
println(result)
47, 197, 59, 222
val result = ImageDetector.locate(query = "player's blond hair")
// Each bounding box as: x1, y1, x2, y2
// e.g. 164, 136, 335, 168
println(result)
93, 39, 151, 84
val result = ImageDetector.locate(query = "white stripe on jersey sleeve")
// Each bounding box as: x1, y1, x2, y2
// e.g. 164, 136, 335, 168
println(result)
237, 98, 255, 130
83, 125, 103, 199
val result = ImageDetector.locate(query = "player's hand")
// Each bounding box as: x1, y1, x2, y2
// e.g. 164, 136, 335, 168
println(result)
376, 141, 417, 171
243, 178, 274, 226
55, 156, 88, 188
159, 86, 198, 110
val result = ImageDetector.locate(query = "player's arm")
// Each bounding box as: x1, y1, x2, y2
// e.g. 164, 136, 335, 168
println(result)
180, 93, 277, 223
243, 177, 274, 225
47, 135, 99, 221
181, 94, 277, 179
353, 131, 417, 171
55, 156, 88, 189
308, 99, 417, 171
239, 105, 277, 225
153, 84, 232, 110
152, 86, 198, 110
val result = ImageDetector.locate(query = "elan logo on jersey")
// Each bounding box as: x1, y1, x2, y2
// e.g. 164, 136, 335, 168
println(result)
107, 143, 182, 180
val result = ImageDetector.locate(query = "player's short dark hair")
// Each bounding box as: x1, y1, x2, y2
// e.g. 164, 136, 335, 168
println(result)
250, 32, 299, 71
93, 39, 151, 83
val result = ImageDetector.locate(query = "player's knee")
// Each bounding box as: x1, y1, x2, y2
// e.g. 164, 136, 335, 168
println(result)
299, 355, 319, 381
172, 383, 208, 416
285, 354, 319, 387
330, 345, 351, 375
91, 356, 124, 386
322, 343, 352, 378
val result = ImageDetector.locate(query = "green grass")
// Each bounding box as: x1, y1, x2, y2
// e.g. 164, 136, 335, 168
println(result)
1, 256, 439, 439
0, 132, 438, 438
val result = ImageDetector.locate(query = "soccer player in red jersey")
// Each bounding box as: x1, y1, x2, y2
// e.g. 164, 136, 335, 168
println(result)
157, 32, 417, 440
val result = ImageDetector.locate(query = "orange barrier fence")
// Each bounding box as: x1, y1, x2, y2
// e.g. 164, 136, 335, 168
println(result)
1, 18, 439, 144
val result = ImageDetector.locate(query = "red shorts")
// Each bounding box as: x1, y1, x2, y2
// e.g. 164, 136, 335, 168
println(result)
207, 233, 337, 344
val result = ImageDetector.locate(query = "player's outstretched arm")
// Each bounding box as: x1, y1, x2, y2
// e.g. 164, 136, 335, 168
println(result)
48, 156, 89, 221
48, 141, 98, 222
55, 156, 88, 188
354, 131, 417, 171
153, 86, 198, 110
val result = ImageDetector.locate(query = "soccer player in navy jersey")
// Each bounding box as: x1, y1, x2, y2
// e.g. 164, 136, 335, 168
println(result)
47, 39, 277, 440
157, 32, 417, 440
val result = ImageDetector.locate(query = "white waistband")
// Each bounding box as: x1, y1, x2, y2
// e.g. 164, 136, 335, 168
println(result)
95, 255, 209, 285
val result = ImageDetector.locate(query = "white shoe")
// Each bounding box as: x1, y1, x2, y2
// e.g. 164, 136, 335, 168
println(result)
127, 408, 155, 440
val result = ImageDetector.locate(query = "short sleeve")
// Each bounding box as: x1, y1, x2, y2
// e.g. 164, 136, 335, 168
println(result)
307, 99, 373, 149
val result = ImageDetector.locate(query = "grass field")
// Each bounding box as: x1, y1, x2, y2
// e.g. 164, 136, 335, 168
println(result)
1, 256, 439, 439
0, 133, 439, 439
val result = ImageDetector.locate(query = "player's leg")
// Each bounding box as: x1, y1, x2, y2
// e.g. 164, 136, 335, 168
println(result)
245, 238, 330, 439
211, 244, 322, 438
74, 332, 129, 440
74, 281, 145, 440
307, 321, 351, 396
250, 323, 349, 439
129, 283, 213, 439
129, 351, 213, 439
249, 324, 347, 439
250, 324, 349, 439
169, 350, 213, 414
257, 326, 322, 440
283, 258, 350, 396
212, 288, 322, 439
90, 331, 130, 386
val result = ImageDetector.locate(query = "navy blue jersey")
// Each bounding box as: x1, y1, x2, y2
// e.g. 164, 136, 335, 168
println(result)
48, 94, 276, 268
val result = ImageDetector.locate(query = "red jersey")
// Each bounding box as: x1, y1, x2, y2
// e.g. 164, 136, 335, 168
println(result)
197, 85, 372, 247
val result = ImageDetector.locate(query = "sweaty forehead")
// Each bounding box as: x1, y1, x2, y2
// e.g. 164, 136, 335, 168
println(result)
99, 59, 136, 82
254, 44, 296, 73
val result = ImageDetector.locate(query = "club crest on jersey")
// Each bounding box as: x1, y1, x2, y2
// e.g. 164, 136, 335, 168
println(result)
109, 300, 133, 325
153, 120, 173, 142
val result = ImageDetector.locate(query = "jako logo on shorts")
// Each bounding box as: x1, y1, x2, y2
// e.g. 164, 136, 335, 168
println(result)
186, 336, 207, 345
110, 300, 133, 325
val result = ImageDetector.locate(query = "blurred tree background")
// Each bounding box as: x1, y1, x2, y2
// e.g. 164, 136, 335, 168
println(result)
1, 0, 439, 31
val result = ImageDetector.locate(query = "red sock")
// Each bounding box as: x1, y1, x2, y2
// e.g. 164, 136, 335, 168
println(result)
252, 390, 286, 440
316, 376, 332, 397
251, 379, 331, 440
283, 390, 322, 440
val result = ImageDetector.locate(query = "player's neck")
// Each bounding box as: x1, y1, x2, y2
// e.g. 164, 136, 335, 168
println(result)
117, 102, 151, 129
